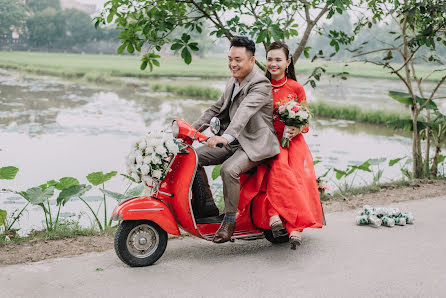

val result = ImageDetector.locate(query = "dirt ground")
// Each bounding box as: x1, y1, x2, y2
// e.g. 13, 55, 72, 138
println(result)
1, 180, 445, 266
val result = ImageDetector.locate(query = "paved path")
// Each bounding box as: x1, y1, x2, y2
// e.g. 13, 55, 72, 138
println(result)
2, 197, 446, 298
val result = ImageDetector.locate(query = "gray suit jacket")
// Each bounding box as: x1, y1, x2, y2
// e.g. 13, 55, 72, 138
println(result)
192, 69, 280, 162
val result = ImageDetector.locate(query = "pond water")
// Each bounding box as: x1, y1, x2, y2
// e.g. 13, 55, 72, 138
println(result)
0, 69, 441, 232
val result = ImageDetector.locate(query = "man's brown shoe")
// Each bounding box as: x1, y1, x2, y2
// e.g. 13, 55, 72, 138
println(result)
212, 220, 235, 243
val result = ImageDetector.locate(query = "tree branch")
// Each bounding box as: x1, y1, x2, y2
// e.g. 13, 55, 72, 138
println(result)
420, 75, 446, 111
292, 2, 329, 62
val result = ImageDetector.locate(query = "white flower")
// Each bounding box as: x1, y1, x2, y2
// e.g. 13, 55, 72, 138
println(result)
296, 110, 309, 120
142, 175, 153, 186
127, 153, 136, 164
152, 169, 162, 179
131, 173, 141, 183
165, 139, 179, 155
136, 155, 144, 164
134, 149, 143, 157
140, 164, 151, 176
288, 110, 297, 119
138, 139, 147, 150
155, 145, 168, 157
143, 156, 152, 164
145, 145, 154, 154
151, 154, 162, 165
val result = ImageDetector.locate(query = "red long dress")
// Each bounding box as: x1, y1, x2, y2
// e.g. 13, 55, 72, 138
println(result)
239, 76, 324, 233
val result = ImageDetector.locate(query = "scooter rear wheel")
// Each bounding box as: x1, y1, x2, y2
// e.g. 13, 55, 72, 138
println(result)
114, 220, 168, 267
263, 229, 289, 244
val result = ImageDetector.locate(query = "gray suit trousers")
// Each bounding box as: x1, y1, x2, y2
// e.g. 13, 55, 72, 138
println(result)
196, 142, 261, 213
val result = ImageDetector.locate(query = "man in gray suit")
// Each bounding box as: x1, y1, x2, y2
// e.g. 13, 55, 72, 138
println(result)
193, 36, 280, 243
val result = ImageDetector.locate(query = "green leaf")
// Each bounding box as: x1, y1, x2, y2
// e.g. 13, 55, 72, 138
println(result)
57, 185, 92, 206
127, 43, 134, 54
99, 183, 144, 203
55, 177, 80, 191
256, 30, 267, 43
389, 157, 405, 166
107, 12, 114, 23
0, 166, 19, 180
117, 42, 127, 54
87, 171, 117, 186
388, 91, 413, 105
20, 187, 55, 205
334, 168, 346, 180
212, 165, 221, 180
152, 59, 160, 67
181, 33, 191, 43
313, 160, 321, 165
351, 160, 372, 172
181, 47, 192, 64
188, 42, 199, 51
170, 43, 183, 51
140, 61, 148, 70
438, 155, 446, 164
271, 25, 284, 42
120, 173, 136, 183
0, 209, 7, 226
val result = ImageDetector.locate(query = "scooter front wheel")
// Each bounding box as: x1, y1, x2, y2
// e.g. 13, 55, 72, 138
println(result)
114, 220, 168, 267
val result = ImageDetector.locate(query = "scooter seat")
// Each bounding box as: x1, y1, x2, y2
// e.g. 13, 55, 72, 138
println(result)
195, 214, 225, 224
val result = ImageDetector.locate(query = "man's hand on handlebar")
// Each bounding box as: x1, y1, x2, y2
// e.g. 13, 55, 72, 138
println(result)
207, 136, 228, 148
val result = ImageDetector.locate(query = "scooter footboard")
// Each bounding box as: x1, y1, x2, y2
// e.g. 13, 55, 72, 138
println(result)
111, 196, 180, 236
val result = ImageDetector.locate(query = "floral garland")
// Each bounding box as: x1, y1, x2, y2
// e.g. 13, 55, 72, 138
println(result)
126, 132, 182, 186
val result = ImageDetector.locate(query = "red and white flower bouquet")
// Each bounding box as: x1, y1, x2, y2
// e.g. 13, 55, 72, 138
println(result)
276, 98, 311, 147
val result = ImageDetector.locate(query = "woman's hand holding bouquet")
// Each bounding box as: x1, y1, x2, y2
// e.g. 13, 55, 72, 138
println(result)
276, 99, 311, 148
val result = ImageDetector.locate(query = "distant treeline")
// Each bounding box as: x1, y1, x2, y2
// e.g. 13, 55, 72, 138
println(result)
0, 0, 119, 54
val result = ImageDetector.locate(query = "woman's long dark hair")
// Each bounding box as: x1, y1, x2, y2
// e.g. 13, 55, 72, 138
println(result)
265, 41, 297, 81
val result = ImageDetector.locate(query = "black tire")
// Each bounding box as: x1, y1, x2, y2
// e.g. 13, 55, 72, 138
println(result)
114, 220, 168, 267
263, 229, 289, 244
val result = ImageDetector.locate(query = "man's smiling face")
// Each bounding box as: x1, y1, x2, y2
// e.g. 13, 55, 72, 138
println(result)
228, 46, 255, 83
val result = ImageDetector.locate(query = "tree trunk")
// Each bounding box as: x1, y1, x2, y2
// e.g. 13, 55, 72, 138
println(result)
430, 145, 441, 178
412, 110, 423, 178
425, 110, 431, 177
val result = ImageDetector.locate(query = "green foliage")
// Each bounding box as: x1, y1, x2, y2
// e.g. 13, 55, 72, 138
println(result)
212, 165, 222, 180
26, 8, 66, 47
0, 0, 27, 36
95, 0, 354, 71
0, 209, 6, 227
388, 91, 437, 110
26, 0, 61, 12
86, 171, 117, 186
99, 183, 144, 203
309, 101, 413, 125
0, 166, 19, 180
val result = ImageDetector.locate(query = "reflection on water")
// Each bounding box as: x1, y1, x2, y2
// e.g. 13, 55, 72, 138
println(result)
0, 69, 424, 232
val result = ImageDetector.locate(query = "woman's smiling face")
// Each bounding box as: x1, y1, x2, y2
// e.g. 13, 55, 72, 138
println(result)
266, 49, 290, 80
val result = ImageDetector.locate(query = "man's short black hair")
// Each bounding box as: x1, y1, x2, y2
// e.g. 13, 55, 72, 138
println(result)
230, 36, 256, 56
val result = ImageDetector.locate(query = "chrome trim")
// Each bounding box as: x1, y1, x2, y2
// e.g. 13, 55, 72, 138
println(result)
146, 186, 174, 197
129, 208, 165, 212
188, 145, 199, 230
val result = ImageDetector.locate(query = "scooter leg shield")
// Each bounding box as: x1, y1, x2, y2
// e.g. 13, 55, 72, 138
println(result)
112, 196, 180, 236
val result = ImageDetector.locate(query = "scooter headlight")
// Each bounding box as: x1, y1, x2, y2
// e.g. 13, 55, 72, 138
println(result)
172, 120, 179, 138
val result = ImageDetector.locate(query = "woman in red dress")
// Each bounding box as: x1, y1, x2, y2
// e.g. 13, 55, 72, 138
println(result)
240, 41, 324, 249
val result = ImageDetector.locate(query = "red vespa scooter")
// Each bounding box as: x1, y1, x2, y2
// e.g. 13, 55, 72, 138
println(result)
111, 118, 287, 267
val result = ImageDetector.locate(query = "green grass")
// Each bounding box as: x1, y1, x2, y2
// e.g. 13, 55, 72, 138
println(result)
151, 83, 221, 100
0, 220, 115, 246
309, 101, 413, 125
1, 51, 444, 81
320, 179, 412, 201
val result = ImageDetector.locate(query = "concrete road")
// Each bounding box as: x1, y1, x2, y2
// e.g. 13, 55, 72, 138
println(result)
2, 197, 446, 298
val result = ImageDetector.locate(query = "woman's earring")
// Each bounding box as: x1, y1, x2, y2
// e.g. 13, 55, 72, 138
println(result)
285, 66, 288, 74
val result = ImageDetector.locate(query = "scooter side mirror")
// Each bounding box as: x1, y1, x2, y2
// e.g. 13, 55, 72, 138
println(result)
210, 117, 220, 135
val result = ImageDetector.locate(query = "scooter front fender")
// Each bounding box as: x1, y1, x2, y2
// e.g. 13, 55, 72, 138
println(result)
111, 196, 180, 236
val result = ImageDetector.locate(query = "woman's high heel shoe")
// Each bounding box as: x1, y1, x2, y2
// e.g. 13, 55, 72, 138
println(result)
289, 232, 302, 250
270, 221, 287, 238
